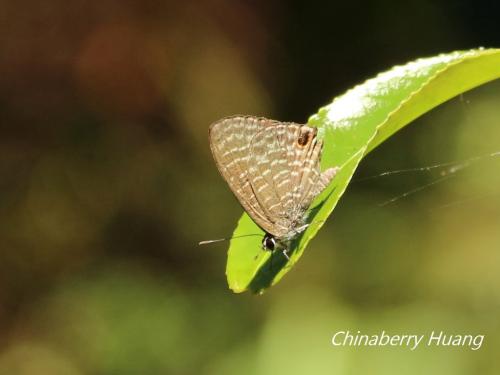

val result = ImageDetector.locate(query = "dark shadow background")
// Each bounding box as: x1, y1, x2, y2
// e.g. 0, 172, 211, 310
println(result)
0, 1, 500, 373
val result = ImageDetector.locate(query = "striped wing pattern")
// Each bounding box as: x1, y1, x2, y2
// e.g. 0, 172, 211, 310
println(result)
248, 123, 337, 237
209, 116, 337, 239
209, 116, 274, 233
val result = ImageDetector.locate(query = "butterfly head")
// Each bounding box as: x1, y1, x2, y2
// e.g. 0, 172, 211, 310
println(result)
262, 232, 294, 260
262, 233, 277, 251
262, 232, 291, 252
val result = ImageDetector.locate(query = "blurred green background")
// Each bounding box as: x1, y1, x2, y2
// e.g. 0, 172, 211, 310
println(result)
1, 1, 500, 374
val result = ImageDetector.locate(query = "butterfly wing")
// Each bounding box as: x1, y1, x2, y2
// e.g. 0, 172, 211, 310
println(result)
292, 128, 339, 211
247, 123, 302, 231
209, 116, 338, 239
248, 123, 338, 236
209, 116, 277, 234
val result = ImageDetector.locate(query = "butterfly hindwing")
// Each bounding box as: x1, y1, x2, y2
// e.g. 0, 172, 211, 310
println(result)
248, 123, 337, 237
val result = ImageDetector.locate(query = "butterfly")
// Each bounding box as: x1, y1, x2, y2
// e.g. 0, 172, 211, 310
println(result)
208, 116, 338, 258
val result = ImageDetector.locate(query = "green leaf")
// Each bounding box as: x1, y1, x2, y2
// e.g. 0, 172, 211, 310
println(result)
225, 48, 500, 294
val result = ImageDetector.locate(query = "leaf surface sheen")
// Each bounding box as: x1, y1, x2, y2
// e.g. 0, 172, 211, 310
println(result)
225, 48, 500, 293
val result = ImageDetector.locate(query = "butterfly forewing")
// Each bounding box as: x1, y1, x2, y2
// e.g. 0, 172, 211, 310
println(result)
246, 124, 308, 235
209, 116, 276, 233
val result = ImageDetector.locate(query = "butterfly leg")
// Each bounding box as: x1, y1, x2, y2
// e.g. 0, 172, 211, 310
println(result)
282, 248, 290, 260
294, 218, 327, 235
294, 223, 310, 233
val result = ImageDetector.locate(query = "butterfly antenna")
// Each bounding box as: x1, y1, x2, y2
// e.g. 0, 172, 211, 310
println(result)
198, 238, 228, 245
198, 233, 262, 246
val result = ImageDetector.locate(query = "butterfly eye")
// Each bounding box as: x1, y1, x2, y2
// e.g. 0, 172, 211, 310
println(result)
262, 235, 276, 251
297, 129, 312, 147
